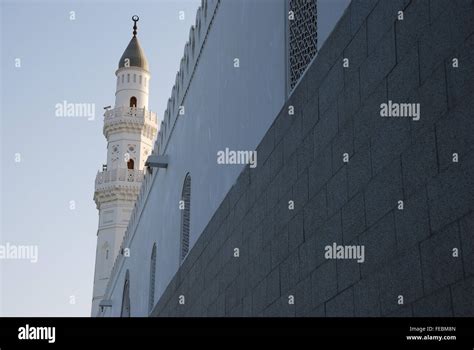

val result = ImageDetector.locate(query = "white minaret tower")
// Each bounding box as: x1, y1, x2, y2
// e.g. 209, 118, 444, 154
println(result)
91, 15, 157, 316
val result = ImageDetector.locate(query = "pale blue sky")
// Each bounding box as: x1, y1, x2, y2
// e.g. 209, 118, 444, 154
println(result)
1, 0, 201, 316
0, 0, 350, 316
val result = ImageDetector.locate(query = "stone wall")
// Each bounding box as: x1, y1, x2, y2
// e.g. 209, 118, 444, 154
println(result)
151, 0, 474, 317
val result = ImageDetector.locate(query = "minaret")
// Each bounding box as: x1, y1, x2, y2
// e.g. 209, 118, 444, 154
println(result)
91, 16, 157, 316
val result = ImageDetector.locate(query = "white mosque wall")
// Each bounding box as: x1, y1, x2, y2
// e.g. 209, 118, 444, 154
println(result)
102, 0, 287, 316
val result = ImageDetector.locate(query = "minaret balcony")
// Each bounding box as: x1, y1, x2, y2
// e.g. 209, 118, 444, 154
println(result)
95, 168, 144, 187
94, 168, 145, 205
103, 107, 157, 138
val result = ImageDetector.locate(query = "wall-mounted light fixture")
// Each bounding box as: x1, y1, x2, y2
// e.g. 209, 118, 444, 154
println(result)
145, 155, 169, 169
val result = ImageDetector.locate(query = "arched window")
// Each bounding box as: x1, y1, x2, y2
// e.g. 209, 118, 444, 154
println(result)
130, 96, 137, 108
127, 159, 134, 170
121, 270, 131, 317
180, 173, 191, 262
149, 244, 157, 314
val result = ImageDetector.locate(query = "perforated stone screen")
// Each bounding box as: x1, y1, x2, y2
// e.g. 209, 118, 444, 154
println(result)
288, 0, 318, 90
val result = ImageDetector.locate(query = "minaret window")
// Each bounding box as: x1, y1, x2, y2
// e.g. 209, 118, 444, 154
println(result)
127, 74, 130, 83
180, 173, 191, 262
133, 74, 136, 83
121, 74, 124, 83
127, 159, 135, 170
145, 77, 147, 87
130, 96, 137, 108
139, 75, 142, 84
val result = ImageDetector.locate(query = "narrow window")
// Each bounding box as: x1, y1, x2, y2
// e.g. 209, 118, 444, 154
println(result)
139, 75, 142, 84
120, 270, 131, 317
133, 74, 136, 83
121, 74, 124, 83
130, 96, 137, 108
127, 74, 130, 83
149, 244, 157, 314
127, 159, 134, 170
180, 173, 191, 262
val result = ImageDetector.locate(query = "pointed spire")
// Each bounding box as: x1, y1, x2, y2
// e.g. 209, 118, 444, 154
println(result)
132, 15, 139, 36
118, 15, 149, 70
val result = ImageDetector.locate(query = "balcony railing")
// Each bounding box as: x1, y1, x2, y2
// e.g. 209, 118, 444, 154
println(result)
95, 168, 144, 188
104, 106, 157, 124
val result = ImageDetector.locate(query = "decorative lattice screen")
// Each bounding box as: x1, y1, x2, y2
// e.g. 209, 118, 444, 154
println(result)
288, 0, 318, 90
